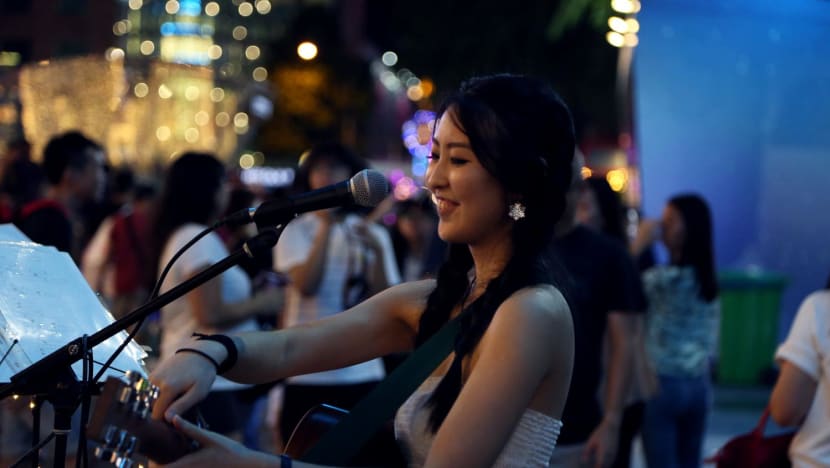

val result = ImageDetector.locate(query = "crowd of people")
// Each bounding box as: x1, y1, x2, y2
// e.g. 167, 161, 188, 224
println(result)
0, 72, 820, 467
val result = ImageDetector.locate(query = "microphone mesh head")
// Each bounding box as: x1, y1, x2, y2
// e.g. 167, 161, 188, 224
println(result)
350, 169, 389, 207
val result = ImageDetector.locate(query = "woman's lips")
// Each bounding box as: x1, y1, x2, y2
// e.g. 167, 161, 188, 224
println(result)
434, 197, 458, 216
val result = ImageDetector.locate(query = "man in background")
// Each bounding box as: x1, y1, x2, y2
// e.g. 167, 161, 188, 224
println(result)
16, 131, 106, 263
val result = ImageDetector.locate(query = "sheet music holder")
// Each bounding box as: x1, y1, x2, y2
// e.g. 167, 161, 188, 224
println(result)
0, 224, 148, 384
0, 222, 282, 467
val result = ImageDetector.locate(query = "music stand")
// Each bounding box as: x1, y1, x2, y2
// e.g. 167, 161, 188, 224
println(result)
0, 225, 281, 467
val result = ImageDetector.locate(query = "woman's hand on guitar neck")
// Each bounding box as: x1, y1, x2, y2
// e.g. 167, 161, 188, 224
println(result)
149, 342, 221, 421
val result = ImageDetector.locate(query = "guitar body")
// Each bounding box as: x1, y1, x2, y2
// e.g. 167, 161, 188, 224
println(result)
89, 376, 405, 467
285, 404, 407, 467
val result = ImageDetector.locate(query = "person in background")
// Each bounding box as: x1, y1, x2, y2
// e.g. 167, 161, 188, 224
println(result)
152, 152, 283, 440
16, 131, 106, 262
549, 157, 644, 468
769, 272, 830, 467
273, 142, 401, 443
147, 73, 576, 467
83, 177, 158, 319
632, 193, 719, 468
0, 138, 43, 223
390, 193, 445, 282
220, 185, 287, 451
575, 176, 654, 468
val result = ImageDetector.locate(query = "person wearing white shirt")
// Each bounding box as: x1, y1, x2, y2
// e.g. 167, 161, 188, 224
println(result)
771, 276, 830, 467
274, 143, 401, 441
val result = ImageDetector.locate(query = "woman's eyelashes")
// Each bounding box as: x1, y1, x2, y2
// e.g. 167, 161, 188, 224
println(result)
427, 152, 468, 166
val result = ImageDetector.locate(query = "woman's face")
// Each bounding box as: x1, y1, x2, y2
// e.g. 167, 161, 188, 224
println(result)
425, 111, 511, 246
661, 203, 685, 254
214, 179, 230, 220
575, 184, 602, 231
308, 158, 351, 191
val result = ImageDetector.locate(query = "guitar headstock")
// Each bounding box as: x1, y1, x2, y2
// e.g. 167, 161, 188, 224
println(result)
88, 371, 198, 466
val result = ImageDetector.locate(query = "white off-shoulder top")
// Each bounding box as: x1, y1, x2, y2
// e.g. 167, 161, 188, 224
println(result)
395, 376, 563, 467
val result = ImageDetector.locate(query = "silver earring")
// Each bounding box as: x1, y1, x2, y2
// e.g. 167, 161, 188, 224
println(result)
508, 202, 526, 221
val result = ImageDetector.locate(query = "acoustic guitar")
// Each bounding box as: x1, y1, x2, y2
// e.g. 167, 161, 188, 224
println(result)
88, 374, 406, 467
284, 403, 407, 467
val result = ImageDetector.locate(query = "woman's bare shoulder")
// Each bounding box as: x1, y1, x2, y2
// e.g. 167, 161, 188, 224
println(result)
487, 284, 573, 343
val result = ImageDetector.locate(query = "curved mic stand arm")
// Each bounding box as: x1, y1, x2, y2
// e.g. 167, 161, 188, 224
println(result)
0, 226, 283, 467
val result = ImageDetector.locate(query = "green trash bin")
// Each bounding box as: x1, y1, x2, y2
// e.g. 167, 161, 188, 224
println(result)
716, 270, 787, 385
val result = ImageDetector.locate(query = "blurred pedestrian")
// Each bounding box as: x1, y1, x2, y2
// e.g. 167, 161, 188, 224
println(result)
273, 142, 401, 442
634, 193, 720, 468
769, 271, 830, 467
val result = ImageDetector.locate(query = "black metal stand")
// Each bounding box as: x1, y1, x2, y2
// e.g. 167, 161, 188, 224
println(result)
0, 227, 282, 466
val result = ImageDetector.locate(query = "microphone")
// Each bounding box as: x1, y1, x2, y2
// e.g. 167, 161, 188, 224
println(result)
223, 169, 389, 227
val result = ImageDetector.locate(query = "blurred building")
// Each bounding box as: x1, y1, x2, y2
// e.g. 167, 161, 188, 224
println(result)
0, 0, 292, 169
0, 0, 118, 148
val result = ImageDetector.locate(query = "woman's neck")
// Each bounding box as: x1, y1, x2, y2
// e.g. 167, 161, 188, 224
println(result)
468, 237, 512, 293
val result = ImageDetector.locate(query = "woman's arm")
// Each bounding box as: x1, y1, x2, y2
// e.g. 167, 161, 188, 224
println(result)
184, 270, 283, 328
770, 360, 817, 427
359, 222, 401, 294
629, 218, 659, 258
151, 280, 433, 420
225, 280, 431, 382
769, 292, 824, 427
288, 213, 333, 296
424, 286, 574, 468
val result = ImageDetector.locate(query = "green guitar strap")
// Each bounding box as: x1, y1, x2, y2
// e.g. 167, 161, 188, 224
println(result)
302, 311, 467, 464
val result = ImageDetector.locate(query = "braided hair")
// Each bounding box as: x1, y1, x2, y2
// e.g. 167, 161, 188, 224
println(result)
414, 74, 575, 431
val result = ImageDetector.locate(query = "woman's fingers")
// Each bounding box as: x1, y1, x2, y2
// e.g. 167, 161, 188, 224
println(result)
170, 414, 220, 445
164, 387, 207, 423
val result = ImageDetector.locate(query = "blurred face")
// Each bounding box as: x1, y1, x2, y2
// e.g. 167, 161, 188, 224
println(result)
425, 110, 510, 246
575, 184, 601, 231
308, 158, 351, 190
214, 179, 230, 219
397, 214, 420, 245
72, 148, 106, 202
661, 203, 685, 255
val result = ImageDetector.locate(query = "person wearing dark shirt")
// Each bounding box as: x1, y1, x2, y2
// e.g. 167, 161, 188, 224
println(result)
549, 153, 646, 468
16, 131, 106, 262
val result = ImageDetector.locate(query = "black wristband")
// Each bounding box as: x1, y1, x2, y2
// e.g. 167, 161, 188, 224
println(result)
279, 454, 292, 468
175, 348, 220, 372
192, 333, 238, 375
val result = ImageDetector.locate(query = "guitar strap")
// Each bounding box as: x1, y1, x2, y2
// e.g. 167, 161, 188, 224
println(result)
302, 309, 469, 464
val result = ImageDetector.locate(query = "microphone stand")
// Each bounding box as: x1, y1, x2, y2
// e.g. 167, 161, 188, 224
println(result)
0, 227, 283, 467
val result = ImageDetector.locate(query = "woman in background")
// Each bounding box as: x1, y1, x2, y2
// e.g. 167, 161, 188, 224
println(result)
273, 142, 401, 442
633, 193, 719, 468
152, 152, 283, 439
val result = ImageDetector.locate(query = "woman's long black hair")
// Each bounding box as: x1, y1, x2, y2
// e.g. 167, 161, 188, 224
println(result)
150, 152, 227, 277
414, 74, 575, 432
667, 194, 719, 302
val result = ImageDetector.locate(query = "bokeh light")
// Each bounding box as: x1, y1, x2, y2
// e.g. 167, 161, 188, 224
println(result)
205, 1, 220, 16
297, 41, 318, 60
401, 110, 436, 178
381, 51, 398, 67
